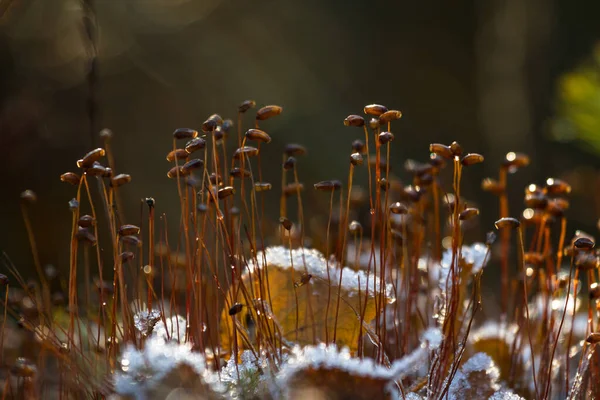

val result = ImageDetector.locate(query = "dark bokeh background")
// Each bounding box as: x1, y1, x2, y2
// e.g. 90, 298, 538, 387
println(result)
1, 0, 599, 281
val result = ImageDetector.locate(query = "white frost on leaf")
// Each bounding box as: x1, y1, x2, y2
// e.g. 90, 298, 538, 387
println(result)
152, 314, 187, 342
488, 391, 525, 400
249, 246, 395, 300
438, 242, 489, 291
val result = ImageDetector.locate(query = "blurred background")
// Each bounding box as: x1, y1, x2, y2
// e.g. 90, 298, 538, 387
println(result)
1, 0, 599, 281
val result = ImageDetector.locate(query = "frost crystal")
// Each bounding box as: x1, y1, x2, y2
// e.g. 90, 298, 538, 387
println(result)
152, 315, 187, 342
488, 391, 525, 400
113, 336, 221, 400
249, 246, 395, 299
447, 352, 500, 400
133, 309, 162, 337
438, 242, 488, 290
390, 328, 443, 379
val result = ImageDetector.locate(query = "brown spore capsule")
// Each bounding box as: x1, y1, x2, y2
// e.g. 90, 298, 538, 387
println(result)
283, 183, 304, 197
546, 198, 569, 217
284, 143, 307, 156
279, 217, 293, 231
344, 115, 365, 127
350, 152, 363, 166
78, 215, 94, 228
254, 182, 272, 192
11, 358, 37, 378
589, 282, 600, 300
256, 105, 283, 120
524, 192, 548, 209
68, 198, 79, 211
352, 139, 365, 153
481, 178, 505, 195
202, 114, 223, 132
86, 163, 107, 177
416, 173, 434, 187
99, 129, 113, 141
167, 166, 184, 179
461, 153, 484, 166
430, 143, 453, 159
523, 252, 545, 266
368, 118, 380, 130
103, 167, 113, 178
450, 141, 462, 157
185, 137, 206, 154
229, 303, 244, 316
294, 273, 312, 288
0, 274, 8, 286
234, 146, 259, 159
222, 119, 234, 133
209, 173, 223, 186
145, 197, 155, 208
77, 148, 106, 168
214, 126, 226, 142
379, 178, 390, 191
574, 237, 595, 250
495, 217, 520, 230
166, 149, 189, 162
459, 207, 480, 221
379, 110, 402, 123
20, 190, 37, 204
503, 152, 530, 172
245, 129, 271, 143
575, 253, 598, 271
76, 227, 97, 245
111, 174, 132, 188
486, 231, 497, 245
238, 100, 256, 113
173, 128, 198, 140
121, 235, 142, 247
586, 332, 600, 344
217, 186, 235, 199
181, 159, 204, 174
378, 131, 394, 144
60, 172, 80, 186
230, 167, 251, 179
119, 224, 140, 236
314, 180, 342, 191
545, 178, 572, 195
389, 202, 408, 215
401, 185, 423, 203
364, 104, 388, 116
283, 156, 296, 171
120, 251, 135, 263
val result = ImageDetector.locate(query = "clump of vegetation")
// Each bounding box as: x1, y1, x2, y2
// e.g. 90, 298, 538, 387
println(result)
1, 101, 599, 399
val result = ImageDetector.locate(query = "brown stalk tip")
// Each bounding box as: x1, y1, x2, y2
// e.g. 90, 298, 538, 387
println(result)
256, 105, 283, 120
120, 251, 135, 263
238, 100, 256, 113
229, 303, 244, 316
450, 141, 462, 157
60, 172, 81, 186
181, 159, 204, 174
222, 119, 234, 133
459, 207, 480, 221
350, 152, 364, 166
111, 174, 132, 188
378, 131, 394, 144
586, 332, 600, 344
343, 115, 365, 127
99, 129, 113, 141
245, 129, 272, 144
0, 273, 9, 286
68, 198, 79, 211
283, 183, 304, 197
348, 220, 362, 234
494, 217, 520, 230
314, 180, 342, 191
590, 283, 600, 300
379, 110, 402, 123
545, 178, 572, 195
429, 143, 453, 159
283, 156, 296, 171
214, 126, 226, 142
118, 224, 140, 236
77, 148, 106, 168
574, 237, 595, 250
145, 197, 155, 208
485, 231, 497, 245
429, 153, 446, 168
20, 190, 37, 204
254, 182, 272, 192
279, 217, 293, 231
185, 137, 206, 154
202, 114, 224, 133
217, 186, 235, 199
166, 149, 189, 162
389, 202, 408, 215
481, 178, 505, 195
230, 167, 252, 179
78, 215, 94, 228
173, 128, 198, 140
379, 178, 390, 191
233, 146, 259, 159
364, 104, 388, 116
461, 153, 484, 166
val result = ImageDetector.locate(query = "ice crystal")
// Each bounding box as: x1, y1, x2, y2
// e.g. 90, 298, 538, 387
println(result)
447, 352, 500, 400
